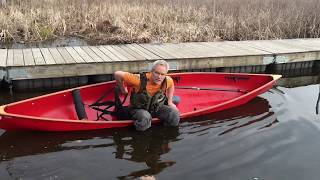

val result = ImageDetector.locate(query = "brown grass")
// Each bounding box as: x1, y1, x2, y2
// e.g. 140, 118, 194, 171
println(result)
0, 0, 320, 44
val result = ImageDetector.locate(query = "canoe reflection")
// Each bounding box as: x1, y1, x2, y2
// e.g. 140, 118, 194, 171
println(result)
181, 97, 278, 136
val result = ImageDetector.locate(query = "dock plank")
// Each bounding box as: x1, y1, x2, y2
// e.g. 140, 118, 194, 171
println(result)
118, 45, 146, 60
276, 39, 315, 51
73, 46, 95, 63
277, 39, 320, 51
159, 43, 190, 59
65, 47, 85, 63
103, 45, 129, 61
13, 49, 24, 66
182, 43, 215, 56
161, 43, 195, 58
0, 49, 7, 67
6, 49, 14, 66
155, 44, 184, 59
177, 43, 209, 58
177, 43, 208, 57
32, 48, 46, 65
127, 44, 161, 60
205, 42, 269, 56
124, 44, 152, 60
203, 42, 254, 56
89, 46, 112, 62
49, 48, 66, 64
23, 49, 35, 66
224, 41, 271, 55
147, 44, 181, 59
40, 48, 56, 64
57, 47, 75, 64
199, 42, 234, 56
110, 45, 136, 60
244, 40, 308, 54
98, 46, 123, 61
139, 44, 176, 59
184, 42, 224, 57
81, 46, 104, 62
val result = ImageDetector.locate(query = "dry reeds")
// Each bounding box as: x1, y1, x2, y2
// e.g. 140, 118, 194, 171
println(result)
0, 0, 320, 44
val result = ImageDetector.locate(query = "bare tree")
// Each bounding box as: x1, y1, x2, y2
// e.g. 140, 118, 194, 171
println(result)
0, 0, 6, 7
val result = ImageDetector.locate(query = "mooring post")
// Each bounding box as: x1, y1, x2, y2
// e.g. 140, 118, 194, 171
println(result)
265, 55, 277, 74
8, 83, 13, 96
313, 60, 320, 75
3, 69, 13, 96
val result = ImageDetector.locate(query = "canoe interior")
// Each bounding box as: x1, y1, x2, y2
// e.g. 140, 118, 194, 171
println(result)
3, 73, 274, 121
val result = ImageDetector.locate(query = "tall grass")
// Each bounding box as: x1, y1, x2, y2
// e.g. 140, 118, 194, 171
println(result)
0, 0, 320, 44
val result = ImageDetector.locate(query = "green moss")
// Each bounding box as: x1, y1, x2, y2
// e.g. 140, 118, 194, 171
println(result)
38, 26, 54, 39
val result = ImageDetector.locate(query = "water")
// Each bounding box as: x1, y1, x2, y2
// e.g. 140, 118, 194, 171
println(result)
0, 76, 320, 179
0, 37, 89, 49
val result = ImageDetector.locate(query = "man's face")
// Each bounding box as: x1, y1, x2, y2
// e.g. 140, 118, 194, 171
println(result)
151, 65, 168, 85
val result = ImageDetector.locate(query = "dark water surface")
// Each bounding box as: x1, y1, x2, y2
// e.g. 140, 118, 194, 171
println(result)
0, 37, 89, 49
0, 76, 320, 180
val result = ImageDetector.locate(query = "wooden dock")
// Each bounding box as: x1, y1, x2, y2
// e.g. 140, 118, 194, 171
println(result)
0, 38, 320, 89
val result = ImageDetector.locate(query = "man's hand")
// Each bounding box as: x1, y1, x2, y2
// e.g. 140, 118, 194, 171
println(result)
168, 102, 179, 112
120, 86, 128, 95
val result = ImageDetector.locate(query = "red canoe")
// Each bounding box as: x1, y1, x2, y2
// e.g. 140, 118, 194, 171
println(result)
0, 72, 281, 132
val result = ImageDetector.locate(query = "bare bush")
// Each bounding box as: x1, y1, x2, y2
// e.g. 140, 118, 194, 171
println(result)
0, 0, 319, 44
0, 0, 6, 7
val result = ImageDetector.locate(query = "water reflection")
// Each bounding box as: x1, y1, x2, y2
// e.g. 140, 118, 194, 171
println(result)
0, 126, 180, 179
114, 126, 179, 179
0, 95, 277, 179
181, 97, 277, 137
0, 88, 56, 105
277, 75, 319, 88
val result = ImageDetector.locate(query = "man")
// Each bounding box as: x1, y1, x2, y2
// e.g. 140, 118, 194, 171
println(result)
114, 60, 180, 131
